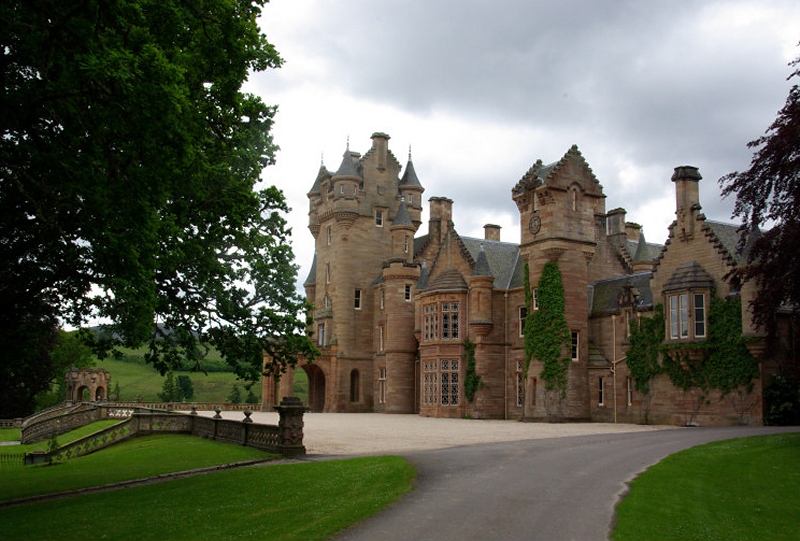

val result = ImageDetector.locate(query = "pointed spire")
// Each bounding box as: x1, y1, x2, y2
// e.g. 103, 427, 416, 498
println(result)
472, 242, 493, 276
392, 200, 413, 227
334, 141, 359, 179
400, 152, 422, 187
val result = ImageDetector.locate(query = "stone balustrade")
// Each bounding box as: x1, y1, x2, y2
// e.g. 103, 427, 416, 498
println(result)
21, 397, 306, 464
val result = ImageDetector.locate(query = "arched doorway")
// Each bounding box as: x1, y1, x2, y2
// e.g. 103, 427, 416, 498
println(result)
65, 368, 110, 403
305, 364, 326, 412
349, 369, 360, 403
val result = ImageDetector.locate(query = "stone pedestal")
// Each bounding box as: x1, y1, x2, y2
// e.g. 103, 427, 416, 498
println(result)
274, 396, 308, 457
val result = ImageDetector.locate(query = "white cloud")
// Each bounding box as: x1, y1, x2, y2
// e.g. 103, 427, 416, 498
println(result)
249, 0, 800, 290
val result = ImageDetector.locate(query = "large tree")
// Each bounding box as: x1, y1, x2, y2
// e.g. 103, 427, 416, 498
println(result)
0, 0, 316, 417
719, 53, 800, 345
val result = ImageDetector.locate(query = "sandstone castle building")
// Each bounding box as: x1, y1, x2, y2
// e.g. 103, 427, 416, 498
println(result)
262, 132, 788, 426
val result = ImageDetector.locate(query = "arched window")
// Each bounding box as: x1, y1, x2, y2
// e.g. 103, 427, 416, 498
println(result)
350, 369, 360, 403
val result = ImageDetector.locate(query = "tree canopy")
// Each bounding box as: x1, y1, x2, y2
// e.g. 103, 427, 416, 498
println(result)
719, 53, 800, 343
0, 0, 316, 417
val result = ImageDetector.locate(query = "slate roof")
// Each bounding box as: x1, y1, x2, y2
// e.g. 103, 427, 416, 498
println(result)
589, 271, 653, 317
472, 244, 492, 276
626, 231, 662, 262
400, 158, 422, 188
459, 236, 522, 290
392, 201, 413, 227
704, 220, 750, 264
308, 164, 331, 195
333, 148, 361, 179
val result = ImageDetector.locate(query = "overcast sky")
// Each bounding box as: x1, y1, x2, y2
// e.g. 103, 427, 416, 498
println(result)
244, 0, 800, 290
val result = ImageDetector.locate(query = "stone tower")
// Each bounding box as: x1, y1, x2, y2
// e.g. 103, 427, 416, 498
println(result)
304, 133, 423, 412
512, 146, 608, 419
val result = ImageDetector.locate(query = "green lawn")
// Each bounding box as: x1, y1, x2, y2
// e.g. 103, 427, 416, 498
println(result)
613, 433, 800, 541
0, 453, 415, 541
0, 433, 273, 501
0, 421, 122, 455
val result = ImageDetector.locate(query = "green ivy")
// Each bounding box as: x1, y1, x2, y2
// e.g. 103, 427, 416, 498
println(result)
626, 304, 665, 394
525, 261, 570, 397
463, 339, 482, 403
662, 295, 759, 396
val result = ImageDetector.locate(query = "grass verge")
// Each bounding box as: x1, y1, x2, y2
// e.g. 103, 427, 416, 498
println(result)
0, 421, 123, 454
0, 433, 273, 501
0, 455, 415, 541
612, 433, 800, 541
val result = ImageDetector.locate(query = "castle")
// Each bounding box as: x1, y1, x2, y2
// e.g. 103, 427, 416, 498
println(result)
262, 132, 786, 425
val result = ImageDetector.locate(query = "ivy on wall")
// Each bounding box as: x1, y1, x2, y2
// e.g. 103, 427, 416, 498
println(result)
525, 261, 571, 397
663, 295, 759, 396
626, 296, 759, 398
463, 339, 482, 403
626, 304, 665, 394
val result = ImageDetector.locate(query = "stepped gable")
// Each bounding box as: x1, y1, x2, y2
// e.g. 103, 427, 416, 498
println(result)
512, 158, 546, 195
703, 220, 758, 266
589, 272, 653, 317
544, 144, 604, 193
361, 131, 402, 172
653, 217, 759, 273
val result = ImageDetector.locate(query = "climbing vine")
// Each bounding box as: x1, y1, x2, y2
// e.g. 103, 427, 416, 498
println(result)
626, 304, 665, 395
526, 261, 571, 398
662, 295, 759, 396
463, 339, 482, 403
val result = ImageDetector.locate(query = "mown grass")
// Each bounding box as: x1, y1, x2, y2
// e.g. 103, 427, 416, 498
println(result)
0, 454, 415, 541
0, 427, 21, 442
0, 433, 273, 501
613, 433, 800, 541
0, 420, 122, 454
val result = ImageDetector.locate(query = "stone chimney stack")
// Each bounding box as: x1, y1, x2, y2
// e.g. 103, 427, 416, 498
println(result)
606, 208, 626, 238
625, 222, 641, 243
428, 197, 453, 244
672, 165, 702, 241
484, 224, 501, 242
370, 132, 390, 170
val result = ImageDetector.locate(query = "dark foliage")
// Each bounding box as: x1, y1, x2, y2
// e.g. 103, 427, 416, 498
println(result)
0, 1, 317, 416
720, 53, 800, 344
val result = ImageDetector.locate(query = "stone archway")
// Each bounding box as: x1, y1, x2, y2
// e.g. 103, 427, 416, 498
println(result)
305, 364, 326, 412
65, 368, 110, 403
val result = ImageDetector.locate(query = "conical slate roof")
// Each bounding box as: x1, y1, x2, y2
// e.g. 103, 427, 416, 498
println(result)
472, 243, 492, 276
400, 158, 422, 187
334, 148, 360, 179
392, 200, 413, 227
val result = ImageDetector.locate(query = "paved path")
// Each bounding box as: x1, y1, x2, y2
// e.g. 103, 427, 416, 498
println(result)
327, 425, 799, 541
